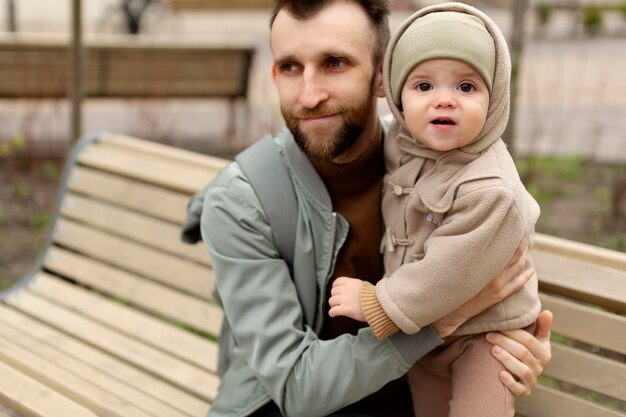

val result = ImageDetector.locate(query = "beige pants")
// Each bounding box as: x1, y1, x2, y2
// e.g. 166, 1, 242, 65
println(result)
408, 332, 515, 417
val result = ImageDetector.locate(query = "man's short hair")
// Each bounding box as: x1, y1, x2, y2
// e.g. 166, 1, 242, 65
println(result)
269, 0, 391, 65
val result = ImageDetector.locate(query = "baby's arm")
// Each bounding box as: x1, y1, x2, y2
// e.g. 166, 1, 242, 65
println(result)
328, 277, 366, 322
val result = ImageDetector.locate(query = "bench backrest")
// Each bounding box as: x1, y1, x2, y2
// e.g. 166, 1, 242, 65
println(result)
0, 33, 255, 99
519, 235, 626, 417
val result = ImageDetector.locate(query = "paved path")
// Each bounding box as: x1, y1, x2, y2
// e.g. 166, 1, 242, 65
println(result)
1, 1, 625, 161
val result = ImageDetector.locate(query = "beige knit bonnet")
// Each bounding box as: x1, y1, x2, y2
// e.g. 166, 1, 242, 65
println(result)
389, 11, 496, 104
383, 2, 511, 155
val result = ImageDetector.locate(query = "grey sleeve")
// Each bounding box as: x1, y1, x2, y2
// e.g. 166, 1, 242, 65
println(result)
200, 170, 441, 417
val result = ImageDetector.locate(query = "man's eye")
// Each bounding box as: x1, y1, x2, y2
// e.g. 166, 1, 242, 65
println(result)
459, 82, 475, 93
416, 82, 432, 92
280, 63, 299, 73
327, 58, 345, 69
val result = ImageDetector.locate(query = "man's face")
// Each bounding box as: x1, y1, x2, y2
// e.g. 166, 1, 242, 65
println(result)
270, 1, 383, 161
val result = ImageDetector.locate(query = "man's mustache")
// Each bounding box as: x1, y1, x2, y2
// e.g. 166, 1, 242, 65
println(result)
293, 105, 345, 119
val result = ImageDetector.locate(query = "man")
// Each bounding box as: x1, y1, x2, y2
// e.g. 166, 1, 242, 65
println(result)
196, 1, 552, 416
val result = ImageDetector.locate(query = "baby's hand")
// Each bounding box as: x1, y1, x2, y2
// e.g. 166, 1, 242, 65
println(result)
328, 277, 366, 322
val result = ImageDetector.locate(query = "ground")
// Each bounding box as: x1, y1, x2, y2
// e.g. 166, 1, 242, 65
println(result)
0, 157, 61, 291
0, 153, 625, 292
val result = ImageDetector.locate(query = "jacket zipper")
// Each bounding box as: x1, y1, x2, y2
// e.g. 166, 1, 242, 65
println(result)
318, 212, 337, 322
325, 212, 338, 278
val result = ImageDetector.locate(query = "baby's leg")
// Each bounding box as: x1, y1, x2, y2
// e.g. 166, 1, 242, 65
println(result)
449, 334, 514, 417
407, 352, 452, 417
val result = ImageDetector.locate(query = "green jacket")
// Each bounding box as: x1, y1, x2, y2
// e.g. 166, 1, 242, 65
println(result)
198, 127, 442, 417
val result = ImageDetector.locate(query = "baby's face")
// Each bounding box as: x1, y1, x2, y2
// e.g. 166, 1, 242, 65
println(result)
400, 59, 490, 152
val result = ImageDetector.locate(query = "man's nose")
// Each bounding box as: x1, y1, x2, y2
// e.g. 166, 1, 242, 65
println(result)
299, 70, 329, 109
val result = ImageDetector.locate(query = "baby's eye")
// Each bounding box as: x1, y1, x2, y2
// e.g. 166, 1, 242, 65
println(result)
458, 82, 475, 93
416, 82, 432, 92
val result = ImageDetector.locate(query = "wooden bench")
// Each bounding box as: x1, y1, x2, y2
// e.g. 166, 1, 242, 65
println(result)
0, 33, 256, 139
0, 133, 624, 417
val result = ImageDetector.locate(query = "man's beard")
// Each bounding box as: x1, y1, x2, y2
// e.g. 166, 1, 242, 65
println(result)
282, 83, 376, 161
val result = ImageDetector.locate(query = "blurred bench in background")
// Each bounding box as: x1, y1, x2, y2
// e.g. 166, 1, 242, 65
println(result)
0, 33, 256, 139
169, 0, 274, 10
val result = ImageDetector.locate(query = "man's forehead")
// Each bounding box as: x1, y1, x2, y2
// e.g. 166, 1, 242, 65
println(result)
270, 2, 374, 60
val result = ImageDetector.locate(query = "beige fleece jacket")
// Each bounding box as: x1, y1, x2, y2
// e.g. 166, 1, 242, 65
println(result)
362, 2, 541, 340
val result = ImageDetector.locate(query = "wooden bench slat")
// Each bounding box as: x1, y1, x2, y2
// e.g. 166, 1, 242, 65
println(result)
533, 248, 626, 313
98, 134, 230, 171
517, 384, 625, 417
0, 334, 152, 417
31, 273, 218, 373
0, 321, 190, 417
51, 218, 213, 299
540, 292, 626, 355
77, 141, 217, 194
43, 247, 221, 336
0, 34, 255, 99
535, 233, 626, 272
0, 361, 98, 417
546, 342, 626, 401
61, 192, 210, 266
0, 306, 210, 417
68, 165, 192, 224
5, 291, 219, 402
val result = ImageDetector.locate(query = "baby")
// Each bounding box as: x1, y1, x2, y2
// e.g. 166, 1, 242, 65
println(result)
329, 3, 541, 416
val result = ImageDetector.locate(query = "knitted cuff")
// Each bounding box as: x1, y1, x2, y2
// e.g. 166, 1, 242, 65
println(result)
360, 281, 401, 340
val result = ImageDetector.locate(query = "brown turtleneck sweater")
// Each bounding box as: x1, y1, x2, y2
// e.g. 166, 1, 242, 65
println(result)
311, 131, 413, 417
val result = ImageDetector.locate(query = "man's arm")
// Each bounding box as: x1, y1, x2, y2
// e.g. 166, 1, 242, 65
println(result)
201, 165, 442, 417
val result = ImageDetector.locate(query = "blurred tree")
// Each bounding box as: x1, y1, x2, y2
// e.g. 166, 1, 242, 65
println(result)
503, 0, 528, 156
6, 0, 16, 31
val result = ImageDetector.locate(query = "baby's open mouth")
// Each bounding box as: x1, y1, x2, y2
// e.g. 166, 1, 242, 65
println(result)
431, 118, 455, 125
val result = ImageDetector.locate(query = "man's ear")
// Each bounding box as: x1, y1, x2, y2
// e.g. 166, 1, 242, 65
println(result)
374, 61, 385, 98
271, 65, 278, 84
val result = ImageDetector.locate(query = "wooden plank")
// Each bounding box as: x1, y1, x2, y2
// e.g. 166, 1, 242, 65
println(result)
60, 192, 210, 265
0, 306, 210, 417
0, 336, 152, 417
98, 133, 229, 172
67, 166, 191, 224
540, 292, 626, 355
534, 233, 626, 272
77, 141, 217, 194
517, 384, 624, 417
5, 291, 219, 402
0, 321, 190, 417
0, 362, 98, 417
30, 273, 219, 373
51, 218, 213, 299
0, 34, 255, 98
0, 32, 255, 50
546, 342, 626, 401
43, 247, 221, 335
533, 249, 626, 313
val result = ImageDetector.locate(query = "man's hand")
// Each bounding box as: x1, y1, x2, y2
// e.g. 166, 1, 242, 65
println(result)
487, 310, 553, 397
328, 277, 366, 322
432, 239, 533, 338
